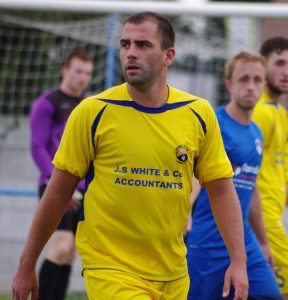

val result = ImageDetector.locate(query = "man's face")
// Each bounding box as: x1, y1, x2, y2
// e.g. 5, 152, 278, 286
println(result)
227, 60, 266, 111
266, 49, 288, 95
119, 20, 173, 88
62, 57, 93, 95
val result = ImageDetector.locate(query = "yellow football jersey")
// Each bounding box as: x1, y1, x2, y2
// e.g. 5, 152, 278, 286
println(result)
252, 91, 288, 226
53, 83, 232, 281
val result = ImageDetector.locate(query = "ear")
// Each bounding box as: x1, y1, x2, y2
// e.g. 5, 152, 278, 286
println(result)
60, 66, 66, 78
164, 47, 176, 67
226, 79, 232, 92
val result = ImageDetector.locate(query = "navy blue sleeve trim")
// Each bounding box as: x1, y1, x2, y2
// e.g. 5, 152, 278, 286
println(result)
81, 106, 107, 221
264, 101, 278, 107
91, 105, 107, 150
190, 108, 207, 134
97, 98, 197, 113
80, 161, 95, 221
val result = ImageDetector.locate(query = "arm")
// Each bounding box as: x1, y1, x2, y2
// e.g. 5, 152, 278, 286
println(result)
205, 177, 248, 300
190, 176, 201, 209
12, 167, 79, 300
184, 176, 201, 236
249, 186, 274, 268
30, 98, 55, 180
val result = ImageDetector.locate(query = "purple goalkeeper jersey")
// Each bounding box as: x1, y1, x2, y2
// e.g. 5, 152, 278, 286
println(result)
30, 89, 85, 189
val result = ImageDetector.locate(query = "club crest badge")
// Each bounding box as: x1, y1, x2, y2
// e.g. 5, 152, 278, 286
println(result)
176, 145, 189, 163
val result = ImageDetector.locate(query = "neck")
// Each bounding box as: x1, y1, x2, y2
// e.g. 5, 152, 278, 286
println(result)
225, 102, 251, 125
60, 83, 82, 97
127, 82, 169, 108
265, 87, 280, 103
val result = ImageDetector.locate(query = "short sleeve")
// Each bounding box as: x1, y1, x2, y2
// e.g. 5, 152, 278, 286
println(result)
53, 99, 98, 179
193, 102, 233, 185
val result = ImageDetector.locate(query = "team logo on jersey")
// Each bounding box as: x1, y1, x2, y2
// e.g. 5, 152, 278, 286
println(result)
176, 145, 189, 163
255, 139, 262, 155
234, 166, 242, 176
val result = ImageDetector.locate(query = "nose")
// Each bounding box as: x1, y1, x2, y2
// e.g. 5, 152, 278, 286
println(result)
79, 73, 91, 85
126, 44, 138, 59
247, 80, 255, 90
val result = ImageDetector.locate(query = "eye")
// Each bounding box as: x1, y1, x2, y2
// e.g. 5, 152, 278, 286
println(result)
275, 60, 286, 67
120, 40, 130, 49
140, 42, 149, 48
254, 77, 263, 83
239, 76, 249, 83
136, 41, 152, 49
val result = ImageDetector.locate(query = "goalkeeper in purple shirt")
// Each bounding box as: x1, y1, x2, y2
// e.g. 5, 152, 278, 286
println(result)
29, 49, 93, 300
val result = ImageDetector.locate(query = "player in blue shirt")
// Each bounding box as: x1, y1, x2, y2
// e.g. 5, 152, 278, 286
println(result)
186, 51, 281, 300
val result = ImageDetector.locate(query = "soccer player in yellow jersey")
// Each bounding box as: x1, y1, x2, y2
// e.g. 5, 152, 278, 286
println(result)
252, 37, 288, 299
12, 12, 248, 300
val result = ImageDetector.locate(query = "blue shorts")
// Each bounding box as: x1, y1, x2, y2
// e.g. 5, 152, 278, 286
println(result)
187, 245, 281, 300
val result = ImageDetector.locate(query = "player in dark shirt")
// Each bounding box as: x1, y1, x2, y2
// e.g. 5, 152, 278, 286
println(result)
29, 49, 93, 300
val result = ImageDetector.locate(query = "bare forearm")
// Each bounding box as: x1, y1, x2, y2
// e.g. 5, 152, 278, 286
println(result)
249, 187, 269, 245
206, 178, 246, 262
19, 196, 66, 268
17, 168, 79, 270
190, 176, 201, 208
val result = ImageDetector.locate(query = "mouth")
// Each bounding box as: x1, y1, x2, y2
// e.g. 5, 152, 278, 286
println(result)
243, 96, 258, 103
245, 94, 255, 99
126, 62, 140, 72
280, 79, 288, 86
126, 64, 140, 72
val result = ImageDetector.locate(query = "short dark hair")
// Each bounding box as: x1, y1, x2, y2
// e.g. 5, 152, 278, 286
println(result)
260, 37, 288, 58
63, 49, 93, 67
124, 11, 175, 50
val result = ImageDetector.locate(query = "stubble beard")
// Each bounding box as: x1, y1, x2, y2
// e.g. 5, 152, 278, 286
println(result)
124, 70, 154, 90
236, 99, 256, 112
266, 75, 285, 96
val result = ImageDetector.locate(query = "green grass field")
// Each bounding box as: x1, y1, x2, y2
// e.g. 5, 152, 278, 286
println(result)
0, 292, 88, 300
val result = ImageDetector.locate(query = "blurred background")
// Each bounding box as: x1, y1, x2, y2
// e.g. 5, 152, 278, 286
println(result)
0, 0, 288, 297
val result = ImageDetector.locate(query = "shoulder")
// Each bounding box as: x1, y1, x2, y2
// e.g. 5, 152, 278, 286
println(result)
168, 85, 209, 105
215, 105, 226, 120
215, 107, 231, 134
70, 86, 125, 120
95, 83, 129, 101
77, 84, 132, 111
74, 95, 108, 116
31, 89, 56, 113
254, 92, 277, 117
278, 104, 288, 117
253, 99, 275, 124
36, 89, 58, 102
251, 121, 263, 138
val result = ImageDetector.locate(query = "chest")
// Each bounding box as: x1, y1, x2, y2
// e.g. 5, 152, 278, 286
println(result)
93, 106, 204, 167
223, 126, 262, 169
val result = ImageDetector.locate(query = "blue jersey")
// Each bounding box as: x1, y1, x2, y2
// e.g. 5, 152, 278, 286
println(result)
187, 106, 263, 257
186, 106, 281, 300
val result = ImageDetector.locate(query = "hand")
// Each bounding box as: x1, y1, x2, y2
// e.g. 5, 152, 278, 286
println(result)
222, 260, 248, 300
261, 243, 274, 270
12, 267, 38, 300
65, 189, 83, 212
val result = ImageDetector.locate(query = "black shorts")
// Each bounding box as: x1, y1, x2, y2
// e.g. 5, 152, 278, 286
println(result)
39, 184, 83, 234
